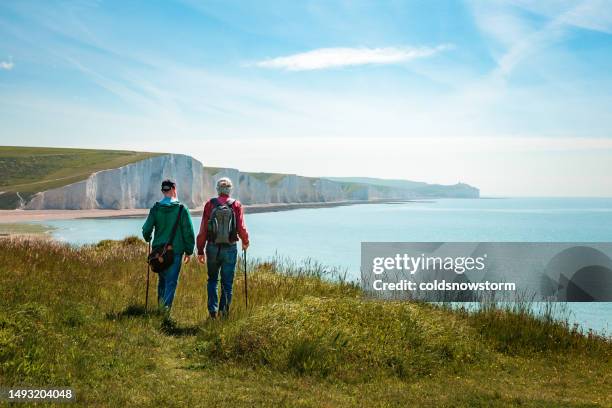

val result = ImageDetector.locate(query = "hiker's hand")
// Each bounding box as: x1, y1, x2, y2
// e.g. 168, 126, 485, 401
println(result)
197, 254, 206, 264
242, 241, 249, 251
183, 255, 191, 264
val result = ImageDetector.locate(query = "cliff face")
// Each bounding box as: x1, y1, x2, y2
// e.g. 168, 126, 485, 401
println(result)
235, 175, 346, 204
24, 153, 479, 210
26, 154, 207, 210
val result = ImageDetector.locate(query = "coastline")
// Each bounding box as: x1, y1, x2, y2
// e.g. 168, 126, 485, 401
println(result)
0, 198, 424, 223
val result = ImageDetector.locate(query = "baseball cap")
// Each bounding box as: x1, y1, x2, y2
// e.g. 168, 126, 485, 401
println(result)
161, 179, 176, 192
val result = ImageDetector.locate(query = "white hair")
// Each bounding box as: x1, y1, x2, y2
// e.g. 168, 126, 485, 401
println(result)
216, 177, 233, 195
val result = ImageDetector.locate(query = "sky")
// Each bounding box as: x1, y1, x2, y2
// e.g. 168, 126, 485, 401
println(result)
1, 0, 612, 196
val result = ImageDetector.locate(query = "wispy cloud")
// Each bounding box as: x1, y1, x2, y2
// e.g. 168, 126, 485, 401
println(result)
511, 0, 612, 34
470, 0, 612, 79
0, 57, 14, 70
253, 45, 452, 71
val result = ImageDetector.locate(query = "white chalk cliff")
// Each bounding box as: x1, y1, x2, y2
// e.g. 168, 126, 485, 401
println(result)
24, 154, 479, 210
26, 154, 206, 210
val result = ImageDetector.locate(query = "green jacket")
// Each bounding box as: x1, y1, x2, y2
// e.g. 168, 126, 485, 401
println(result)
142, 199, 195, 256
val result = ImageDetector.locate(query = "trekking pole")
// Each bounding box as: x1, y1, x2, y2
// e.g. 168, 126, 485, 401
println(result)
243, 248, 248, 310
145, 241, 151, 313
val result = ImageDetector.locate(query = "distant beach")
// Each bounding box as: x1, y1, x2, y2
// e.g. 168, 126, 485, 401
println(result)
0, 199, 421, 224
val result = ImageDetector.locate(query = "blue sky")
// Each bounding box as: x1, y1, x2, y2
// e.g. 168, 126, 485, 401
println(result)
1, 0, 612, 196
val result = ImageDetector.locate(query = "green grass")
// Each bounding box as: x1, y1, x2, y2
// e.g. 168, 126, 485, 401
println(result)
0, 146, 162, 208
0, 237, 610, 407
340, 181, 369, 195
245, 172, 293, 187
203, 166, 226, 176
0, 223, 54, 236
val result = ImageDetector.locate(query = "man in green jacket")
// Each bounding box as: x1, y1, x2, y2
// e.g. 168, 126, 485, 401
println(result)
142, 179, 195, 310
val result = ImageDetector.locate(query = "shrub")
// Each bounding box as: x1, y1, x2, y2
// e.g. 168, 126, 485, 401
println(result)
194, 297, 489, 381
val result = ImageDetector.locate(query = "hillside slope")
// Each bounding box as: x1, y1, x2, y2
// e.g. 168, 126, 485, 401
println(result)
0, 237, 610, 407
0, 146, 161, 208
25, 154, 207, 210
326, 176, 480, 198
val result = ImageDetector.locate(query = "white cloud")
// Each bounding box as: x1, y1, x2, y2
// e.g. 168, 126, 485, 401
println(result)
470, 0, 612, 79
0, 57, 14, 70
253, 45, 452, 71
511, 0, 612, 34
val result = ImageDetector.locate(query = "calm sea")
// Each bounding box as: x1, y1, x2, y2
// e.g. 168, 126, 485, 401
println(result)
39, 198, 612, 335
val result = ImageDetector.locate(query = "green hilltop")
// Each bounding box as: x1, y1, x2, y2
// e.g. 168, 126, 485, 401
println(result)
0, 146, 162, 208
326, 176, 480, 198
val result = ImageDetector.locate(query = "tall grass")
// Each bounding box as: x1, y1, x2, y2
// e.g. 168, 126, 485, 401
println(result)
0, 237, 360, 385
1, 236, 611, 407
192, 297, 490, 381
457, 300, 611, 356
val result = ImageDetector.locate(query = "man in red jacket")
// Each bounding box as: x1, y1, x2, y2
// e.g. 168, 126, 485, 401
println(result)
197, 177, 249, 318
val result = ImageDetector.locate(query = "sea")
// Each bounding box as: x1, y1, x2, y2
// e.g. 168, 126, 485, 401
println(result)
37, 197, 612, 335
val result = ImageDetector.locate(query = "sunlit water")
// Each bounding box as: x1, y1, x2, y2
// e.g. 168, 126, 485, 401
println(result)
38, 198, 612, 335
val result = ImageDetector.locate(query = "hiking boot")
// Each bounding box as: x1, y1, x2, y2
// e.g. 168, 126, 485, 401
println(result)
209, 312, 217, 320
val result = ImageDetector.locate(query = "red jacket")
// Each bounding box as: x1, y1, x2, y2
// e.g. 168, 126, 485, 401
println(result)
196, 194, 249, 254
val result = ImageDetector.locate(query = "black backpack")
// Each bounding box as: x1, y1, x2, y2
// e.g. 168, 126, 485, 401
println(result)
208, 198, 237, 244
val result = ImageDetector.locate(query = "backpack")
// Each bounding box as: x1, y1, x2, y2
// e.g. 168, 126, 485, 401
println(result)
208, 198, 237, 244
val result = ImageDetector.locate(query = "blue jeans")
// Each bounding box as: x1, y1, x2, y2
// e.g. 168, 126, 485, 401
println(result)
206, 242, 238, 315
157, 254, 183, 309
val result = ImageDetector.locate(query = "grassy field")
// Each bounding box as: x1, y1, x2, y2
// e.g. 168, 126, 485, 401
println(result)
0, 146, 162, 208
0, 223, 54, 236
0, 237, 611, 407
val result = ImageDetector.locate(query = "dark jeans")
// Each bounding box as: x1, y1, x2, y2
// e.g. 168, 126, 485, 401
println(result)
157, 253, 183, 310
206, 242, 238, 315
